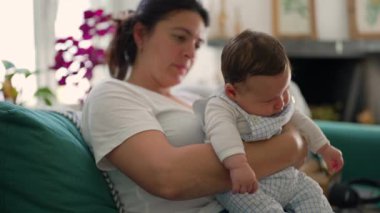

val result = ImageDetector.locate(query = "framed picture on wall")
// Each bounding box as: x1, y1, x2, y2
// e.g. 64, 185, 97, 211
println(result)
272, 0, 317, 39
348, 0, 380, 39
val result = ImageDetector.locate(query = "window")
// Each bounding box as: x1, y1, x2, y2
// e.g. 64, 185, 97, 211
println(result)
0, 0, 91, 106
0, 1, 35, 70
55, 1, 90, 39
0, 1, 36, 104
0, 0, 221, 106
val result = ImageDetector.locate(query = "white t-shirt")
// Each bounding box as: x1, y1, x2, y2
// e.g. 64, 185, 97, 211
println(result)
81, 79, 223, 213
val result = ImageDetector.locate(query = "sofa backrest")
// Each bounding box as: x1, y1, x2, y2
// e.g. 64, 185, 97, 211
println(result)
316, 120, 380, 181
0, 101, 118, 213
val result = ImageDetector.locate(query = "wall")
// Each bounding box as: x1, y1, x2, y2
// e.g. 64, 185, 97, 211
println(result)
106, 0, 352, 40
315, 0, 350, 40
206, 0, 350, 40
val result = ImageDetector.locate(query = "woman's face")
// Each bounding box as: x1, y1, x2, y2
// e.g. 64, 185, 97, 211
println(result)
131, 10, 206, 91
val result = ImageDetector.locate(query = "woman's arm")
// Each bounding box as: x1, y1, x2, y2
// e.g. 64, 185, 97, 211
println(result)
244, 123, 308, 178
107, 123, 307, 201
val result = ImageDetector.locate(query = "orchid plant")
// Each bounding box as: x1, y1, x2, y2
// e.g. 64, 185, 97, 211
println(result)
50, 9, 115, 102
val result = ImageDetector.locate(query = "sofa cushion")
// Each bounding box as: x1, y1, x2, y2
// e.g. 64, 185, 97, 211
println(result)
0, 102, 118, 213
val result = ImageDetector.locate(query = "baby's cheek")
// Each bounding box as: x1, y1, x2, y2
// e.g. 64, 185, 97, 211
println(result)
284, 93, 290, 105
286, 88, 294, 104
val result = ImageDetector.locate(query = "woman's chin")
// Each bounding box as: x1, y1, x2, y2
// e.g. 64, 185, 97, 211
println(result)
165, 78, 182, 87
174, 74, 186, 84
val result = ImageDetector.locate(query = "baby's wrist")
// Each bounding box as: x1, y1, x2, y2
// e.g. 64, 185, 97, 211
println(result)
317, 143, 331, 155
223, 154, 249, 170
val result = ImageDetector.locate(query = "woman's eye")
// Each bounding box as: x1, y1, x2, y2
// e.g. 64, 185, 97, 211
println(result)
173, 35, 186, 42
195, 42, 201, 49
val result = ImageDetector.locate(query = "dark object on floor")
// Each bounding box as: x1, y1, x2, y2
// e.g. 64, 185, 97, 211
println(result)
328, 178, 380, 209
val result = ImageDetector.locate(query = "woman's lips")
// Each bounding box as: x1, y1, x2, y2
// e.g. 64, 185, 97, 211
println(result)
174, 64, 188, 75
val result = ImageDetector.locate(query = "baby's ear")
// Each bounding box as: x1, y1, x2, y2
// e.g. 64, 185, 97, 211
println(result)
225, 83, 237, 100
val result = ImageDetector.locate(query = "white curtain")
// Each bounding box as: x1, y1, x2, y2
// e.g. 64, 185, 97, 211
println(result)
33, 0, 58, 90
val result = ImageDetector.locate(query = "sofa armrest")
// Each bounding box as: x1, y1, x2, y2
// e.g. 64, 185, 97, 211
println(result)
316, 120, 380, 181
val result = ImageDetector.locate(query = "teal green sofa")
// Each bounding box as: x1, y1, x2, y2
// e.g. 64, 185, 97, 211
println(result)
1, 101, 379, 212
0, 102, 119, 213
316, 120, 380, 182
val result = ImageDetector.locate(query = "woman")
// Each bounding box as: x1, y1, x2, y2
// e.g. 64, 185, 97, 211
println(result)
81, 0, 307, 212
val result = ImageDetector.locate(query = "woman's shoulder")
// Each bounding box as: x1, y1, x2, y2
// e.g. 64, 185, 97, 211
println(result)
86, 78, 179, 110
89, 78, 156, 101
84, 78, 152, 110
91, 78, 140, 94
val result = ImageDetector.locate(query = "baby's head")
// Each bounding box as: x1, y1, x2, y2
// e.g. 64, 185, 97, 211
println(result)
221, 30, 291, 116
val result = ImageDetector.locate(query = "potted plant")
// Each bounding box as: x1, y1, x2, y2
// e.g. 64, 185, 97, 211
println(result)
1, 60, 55, 106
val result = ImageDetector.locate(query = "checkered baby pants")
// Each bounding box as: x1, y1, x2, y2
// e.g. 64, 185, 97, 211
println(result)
217, 167, 333, 213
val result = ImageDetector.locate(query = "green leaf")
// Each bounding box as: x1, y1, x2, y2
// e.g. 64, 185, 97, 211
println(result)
43, 97, 53, 106
1, 60, 15, 70
35, 87, 55, 97
15, 68, 32, 77
34, 87, 55, 106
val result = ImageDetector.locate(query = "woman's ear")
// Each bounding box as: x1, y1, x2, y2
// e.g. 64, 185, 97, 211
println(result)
225, 83, 237, 101
133, 22, 146, 50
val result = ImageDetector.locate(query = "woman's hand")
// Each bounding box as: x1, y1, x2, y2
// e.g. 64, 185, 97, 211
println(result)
282, 123, 308, 168
244, 122, 308, 179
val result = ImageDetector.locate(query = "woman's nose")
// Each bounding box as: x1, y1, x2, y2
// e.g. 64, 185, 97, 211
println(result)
184, 42, 196, 59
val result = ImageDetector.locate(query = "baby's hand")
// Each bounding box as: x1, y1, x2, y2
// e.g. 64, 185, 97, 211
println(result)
318, 144, 344, 174
229, 163, 258, 194
224, 154, 258, 194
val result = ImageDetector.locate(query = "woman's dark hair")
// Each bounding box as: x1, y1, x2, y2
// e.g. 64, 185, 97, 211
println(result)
221, 30, 290, 84
107, 0, 209, 80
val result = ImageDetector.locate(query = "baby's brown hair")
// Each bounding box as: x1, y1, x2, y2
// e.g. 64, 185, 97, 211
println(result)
221, 30, 290, 84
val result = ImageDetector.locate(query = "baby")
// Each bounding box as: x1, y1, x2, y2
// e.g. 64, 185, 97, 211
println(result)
194, 30, 343, 212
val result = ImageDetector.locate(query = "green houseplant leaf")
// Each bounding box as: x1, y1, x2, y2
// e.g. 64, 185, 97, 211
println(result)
1, 60, 15, 70
34, 87, 55, 106
1, 60, 55, 106
15, 68, 33, 77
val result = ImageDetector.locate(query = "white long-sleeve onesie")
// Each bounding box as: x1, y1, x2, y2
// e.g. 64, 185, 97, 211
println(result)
197, 94, 329, 162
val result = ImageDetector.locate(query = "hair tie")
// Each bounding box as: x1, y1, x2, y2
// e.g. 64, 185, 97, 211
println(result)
113, 10, 136, 23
